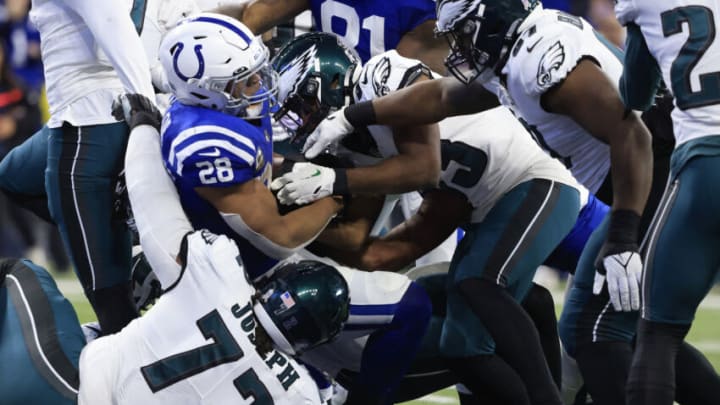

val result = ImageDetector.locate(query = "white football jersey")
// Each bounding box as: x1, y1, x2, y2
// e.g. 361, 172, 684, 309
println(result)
78, 232, 321, 405
498, 6, 624, 194
353, 50, 581, 223
615, 0, 720, 146
30, 0, 157, 128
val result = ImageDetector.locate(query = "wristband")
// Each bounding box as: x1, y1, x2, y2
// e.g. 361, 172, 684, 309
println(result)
607, 209, 641, 245
344, 101, 377, 127
332, 168, 350, 195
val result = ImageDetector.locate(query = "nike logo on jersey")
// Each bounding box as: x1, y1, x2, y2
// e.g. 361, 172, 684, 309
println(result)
311, 169, 321, 177
199, 147, 222, 157
526, 37, 543, 52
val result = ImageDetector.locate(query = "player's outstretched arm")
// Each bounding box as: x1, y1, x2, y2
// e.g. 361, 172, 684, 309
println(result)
218, 0, 309, 35
117, 94, 193, 286
303, 77, 497, 158
197, 179, 343, 255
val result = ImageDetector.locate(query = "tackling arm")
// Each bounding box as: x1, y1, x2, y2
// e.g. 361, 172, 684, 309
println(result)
357, 77, 498, 127
63, 0, 154, 100
345, 124, 442, 194
323, 190, 470, 271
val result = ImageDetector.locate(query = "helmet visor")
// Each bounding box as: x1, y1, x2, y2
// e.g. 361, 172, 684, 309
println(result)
206, 48, 280, 116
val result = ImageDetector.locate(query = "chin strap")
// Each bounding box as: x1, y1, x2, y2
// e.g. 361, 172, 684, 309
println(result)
253, 302, 297, 355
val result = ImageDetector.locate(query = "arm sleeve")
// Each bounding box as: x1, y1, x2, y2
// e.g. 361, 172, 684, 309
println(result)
62, 0, 155, 100
125, 125, 193, 288
619, 23, 662, 112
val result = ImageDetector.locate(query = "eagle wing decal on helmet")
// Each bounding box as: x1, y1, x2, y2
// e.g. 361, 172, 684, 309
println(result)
436, 0, 483, 32
278, 44, 318, 104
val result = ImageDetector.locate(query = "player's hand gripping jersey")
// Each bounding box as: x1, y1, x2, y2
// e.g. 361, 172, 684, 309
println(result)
78, 232, 321, 405
161, 102, 281, 280
497, 5, 625, 194
351, 50, 582, 223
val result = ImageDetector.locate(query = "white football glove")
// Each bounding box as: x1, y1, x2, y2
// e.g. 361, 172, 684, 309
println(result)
302, 106, 355, 159
270, 162, 336, 205
593, 250, 642, 312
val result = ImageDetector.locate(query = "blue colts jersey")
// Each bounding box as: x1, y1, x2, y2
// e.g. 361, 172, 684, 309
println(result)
160, 101, 278, 279
309, 0, 436, 62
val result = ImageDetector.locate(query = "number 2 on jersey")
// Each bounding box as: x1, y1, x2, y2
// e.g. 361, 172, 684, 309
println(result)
662, 6, 720, 110
141, 310, 274, 404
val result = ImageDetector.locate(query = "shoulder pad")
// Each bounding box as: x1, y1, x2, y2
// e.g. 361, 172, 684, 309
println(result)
355, 50, 431, 101
504, 13, 586, 96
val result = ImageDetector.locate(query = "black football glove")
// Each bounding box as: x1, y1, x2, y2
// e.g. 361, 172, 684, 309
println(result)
112, 93, 162, 131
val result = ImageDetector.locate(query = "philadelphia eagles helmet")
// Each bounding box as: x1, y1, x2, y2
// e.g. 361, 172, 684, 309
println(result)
271, 32, 361, 147
435, 0, 538, 83
254, 260, 350, 355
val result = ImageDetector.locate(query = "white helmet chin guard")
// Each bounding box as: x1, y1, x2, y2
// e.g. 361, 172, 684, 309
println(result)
159, 13, 278, 117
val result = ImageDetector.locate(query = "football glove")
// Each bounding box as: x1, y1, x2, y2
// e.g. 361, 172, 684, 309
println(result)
593, 210, 643, 312
271, 162, 337, 205
131, 250, 163, 312
302, 106, 355, 159
112, 93, 162, 131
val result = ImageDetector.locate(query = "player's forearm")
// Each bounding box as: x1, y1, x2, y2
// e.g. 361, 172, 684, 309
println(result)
275, 197, 343, 248
358, 238, 424, 271
346, 148, 440, 195
610, 119, 653, 216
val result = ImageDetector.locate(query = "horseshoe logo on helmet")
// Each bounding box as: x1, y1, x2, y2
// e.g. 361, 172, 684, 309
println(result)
172, 42, 205, 82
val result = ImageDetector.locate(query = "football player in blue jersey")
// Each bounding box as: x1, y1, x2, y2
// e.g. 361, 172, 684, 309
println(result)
218, 0, 449, 73
155, 14, 431, 405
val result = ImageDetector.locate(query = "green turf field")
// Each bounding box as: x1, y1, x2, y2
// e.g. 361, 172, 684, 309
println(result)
59, 274, 719, 405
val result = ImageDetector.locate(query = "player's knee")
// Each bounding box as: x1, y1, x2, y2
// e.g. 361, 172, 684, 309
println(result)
522, 283, 556, 330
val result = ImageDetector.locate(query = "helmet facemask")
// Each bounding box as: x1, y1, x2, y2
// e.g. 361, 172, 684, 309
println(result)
436, 0, 531, 85
273, 68, 355, 149
194, 46, 280, 118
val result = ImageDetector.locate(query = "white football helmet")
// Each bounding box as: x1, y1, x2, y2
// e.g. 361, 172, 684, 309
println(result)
159, 13, 278, 117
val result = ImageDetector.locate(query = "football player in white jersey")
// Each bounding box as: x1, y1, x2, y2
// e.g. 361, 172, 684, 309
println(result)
287, 1, 654, 403
0, 0, 201, 335
271, 32, 590, 405
615, 1, 720, 404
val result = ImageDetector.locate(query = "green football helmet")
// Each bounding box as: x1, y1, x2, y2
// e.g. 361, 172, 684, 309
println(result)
435, 0, 538, 83
271, 32, 361, 148
254, 260, 350, 355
